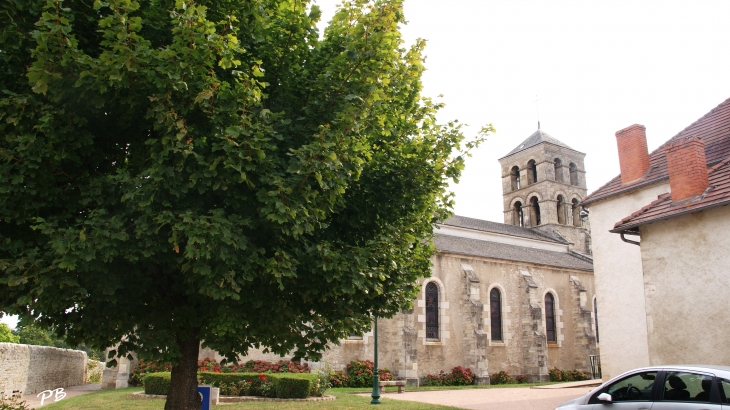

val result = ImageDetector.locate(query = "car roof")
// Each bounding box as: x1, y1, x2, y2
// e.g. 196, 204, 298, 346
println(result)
617, 365, 730, 379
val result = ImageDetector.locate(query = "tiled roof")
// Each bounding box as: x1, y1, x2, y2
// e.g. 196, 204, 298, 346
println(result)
441, 215, 569, 244
434, 234, 594, 272
611, 157, 730, 232
502, 129, 577, 158
583, 97, 730, 205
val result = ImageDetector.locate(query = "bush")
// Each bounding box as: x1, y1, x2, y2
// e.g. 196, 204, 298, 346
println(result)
326, 360, 393, 388
424, 366, 476, 386
130, 360, 172, 387
195, 357, 310, 374
549, 367, 591, 382
490, 370, 516, 385
515, 375, 529, 384
144, 372, 171, 395
198, 372, 318, 398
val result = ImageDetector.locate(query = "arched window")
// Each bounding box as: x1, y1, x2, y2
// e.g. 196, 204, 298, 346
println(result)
569, 162, 578, 185
556, 195, 566, 224
510, 166, 520, 191
545, 293, 557, 343
425, 282, 439, 340
513, 201, 524, 227
530, 196, 541, 226
594, 299, 599, 344
554, 158, 563, 183
527, 159, 538, 184
490, 288, 503, 342
572, 198, 581, 227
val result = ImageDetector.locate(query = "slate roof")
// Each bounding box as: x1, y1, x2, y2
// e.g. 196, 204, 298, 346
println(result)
434, 234, 594, 272
583, 97, 730, 206
502, 129, 578, 158
441, 215, 569, 244
611, 157, 730, 232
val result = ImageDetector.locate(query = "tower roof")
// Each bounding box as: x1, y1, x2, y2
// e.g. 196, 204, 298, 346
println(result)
502, 129, 577, 158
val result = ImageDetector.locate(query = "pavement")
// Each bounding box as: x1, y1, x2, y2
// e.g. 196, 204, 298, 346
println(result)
22, 384, 101, 409
361, 380, 603, 410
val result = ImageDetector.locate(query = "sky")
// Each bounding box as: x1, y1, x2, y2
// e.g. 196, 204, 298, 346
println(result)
3, 1, 730, 330
315, 0, 730, 222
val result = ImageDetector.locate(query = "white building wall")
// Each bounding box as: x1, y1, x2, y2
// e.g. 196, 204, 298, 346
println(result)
640, 205, 730, 366
587, 181, 668, 379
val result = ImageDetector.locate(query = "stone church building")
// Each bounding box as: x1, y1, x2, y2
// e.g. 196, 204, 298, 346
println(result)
207, 128, 600, 384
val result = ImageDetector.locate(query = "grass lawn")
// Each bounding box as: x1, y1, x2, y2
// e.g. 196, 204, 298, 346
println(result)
40, 388, 464, 410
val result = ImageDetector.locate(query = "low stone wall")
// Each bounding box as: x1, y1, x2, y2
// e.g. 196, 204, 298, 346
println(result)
0, 343, 87, 395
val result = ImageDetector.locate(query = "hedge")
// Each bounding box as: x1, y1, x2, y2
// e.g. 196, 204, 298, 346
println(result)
198, 372, 319, 398
144, 372, 171, 395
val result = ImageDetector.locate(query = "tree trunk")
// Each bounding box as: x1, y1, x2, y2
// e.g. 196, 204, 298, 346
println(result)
164, 336, 201, 410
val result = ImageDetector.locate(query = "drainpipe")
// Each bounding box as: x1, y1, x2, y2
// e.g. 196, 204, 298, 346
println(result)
619, 229, 641, 246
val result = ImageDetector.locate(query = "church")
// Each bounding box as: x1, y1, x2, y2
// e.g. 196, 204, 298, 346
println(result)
218, 128, 601, 384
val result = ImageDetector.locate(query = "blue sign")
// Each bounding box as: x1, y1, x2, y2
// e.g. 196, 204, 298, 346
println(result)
197, 385, 212, 410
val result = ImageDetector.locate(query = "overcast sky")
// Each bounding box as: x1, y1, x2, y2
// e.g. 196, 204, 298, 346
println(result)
3, 1, 730, 330
317, 0, 730, 222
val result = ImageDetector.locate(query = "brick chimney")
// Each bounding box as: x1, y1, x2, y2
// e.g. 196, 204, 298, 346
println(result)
616, 124, 651, 184
663, 135, 709, 201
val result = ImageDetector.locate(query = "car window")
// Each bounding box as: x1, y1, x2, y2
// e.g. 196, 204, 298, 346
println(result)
660, 371, 713, 402
719, 379, 730, 403
601, 371, 657, 402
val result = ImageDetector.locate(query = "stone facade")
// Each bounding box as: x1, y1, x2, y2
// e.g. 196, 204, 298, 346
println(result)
206, 130, 599, 383
0, 343, 87, 395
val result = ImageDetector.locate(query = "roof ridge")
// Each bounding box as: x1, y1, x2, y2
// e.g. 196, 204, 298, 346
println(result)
669, 97, 730, 141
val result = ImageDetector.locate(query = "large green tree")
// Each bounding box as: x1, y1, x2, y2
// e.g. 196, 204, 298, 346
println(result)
0, 0, 487, 407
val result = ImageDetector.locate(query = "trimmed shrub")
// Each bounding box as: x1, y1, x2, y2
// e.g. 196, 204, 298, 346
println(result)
515, 375, 529, 384
275, 376, 312, 399
144, 372, 171, 395
198, 372, 318, 398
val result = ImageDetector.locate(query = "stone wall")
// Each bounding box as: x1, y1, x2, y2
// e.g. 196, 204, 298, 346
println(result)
0, 343, 87, 395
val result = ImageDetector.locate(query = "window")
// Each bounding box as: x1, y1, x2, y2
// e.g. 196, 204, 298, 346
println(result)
572, 198, 581, 227
530, 196, 541, 226
348, 333, 363, 340
527, 160, 538, 184
556, 195, 566, 224
594, 299, 599, 344
660, 371, 716, 402
425, 282, 439, 340
590, 371, 657, 403
513, 201, 524, 227
490, 288, 502, 342
569, 162, 578, 185
545, 293, 556, 342
554, 158, 563, 182
719, 379, 730, 403
510, 166, 520, 191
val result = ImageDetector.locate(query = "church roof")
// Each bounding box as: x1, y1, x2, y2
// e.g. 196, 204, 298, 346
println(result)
583, 97, 730, 206
434, 234, 593, 272
502, 129, 578, 158
441, 215, 569, 244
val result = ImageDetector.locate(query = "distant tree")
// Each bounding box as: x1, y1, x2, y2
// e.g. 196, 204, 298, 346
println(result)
14, 324, 54, 346
0, 323, 19, 343
0, 0, 488, 408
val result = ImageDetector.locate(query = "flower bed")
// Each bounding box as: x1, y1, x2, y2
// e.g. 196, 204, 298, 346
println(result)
327, 359, 394, 388
423, 366, 476, 386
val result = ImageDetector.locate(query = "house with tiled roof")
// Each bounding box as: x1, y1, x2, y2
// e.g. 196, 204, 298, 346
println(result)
582, 97, 730, 379
212, 129, 600, 384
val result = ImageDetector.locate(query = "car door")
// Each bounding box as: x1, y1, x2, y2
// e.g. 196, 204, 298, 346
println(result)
652, 370, 722, 410
590, 370, 659, 410
717, 378, 730, 410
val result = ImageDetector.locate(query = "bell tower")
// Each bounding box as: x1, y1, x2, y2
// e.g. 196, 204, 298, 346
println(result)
498, 128, 590, 253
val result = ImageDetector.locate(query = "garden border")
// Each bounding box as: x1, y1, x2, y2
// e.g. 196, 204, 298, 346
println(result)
131, 391, 336, 402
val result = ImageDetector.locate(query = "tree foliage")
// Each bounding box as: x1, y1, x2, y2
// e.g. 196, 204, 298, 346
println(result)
0, 323, 19, 343
0, 0, 487, 407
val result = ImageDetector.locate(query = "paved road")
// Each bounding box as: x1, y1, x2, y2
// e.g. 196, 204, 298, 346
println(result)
369, 386, 595, 410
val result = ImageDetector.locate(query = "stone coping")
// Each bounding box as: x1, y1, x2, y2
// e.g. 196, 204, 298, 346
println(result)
131, 391, 335, 402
